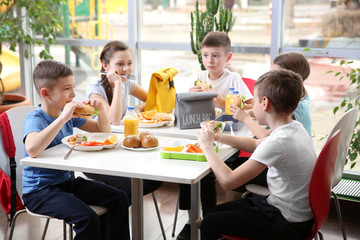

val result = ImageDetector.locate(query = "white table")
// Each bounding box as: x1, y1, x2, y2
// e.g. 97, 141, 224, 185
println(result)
20, 136, 240, 240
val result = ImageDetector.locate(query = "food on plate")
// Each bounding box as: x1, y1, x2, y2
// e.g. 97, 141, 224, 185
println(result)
79, 141, 105, 147
74, 103, 98, 119
141, 110, 158, 120
185, 144, 203, 153
67, 134, 87, 144
152, 113, 172, 122
139, 131, 152, 140
123, 135, 141, 148
194, 79, 212, 91
162, 146, 184, 152
104, 134, 118, 145
141, 135, 159, 148
231, 94, 246, 109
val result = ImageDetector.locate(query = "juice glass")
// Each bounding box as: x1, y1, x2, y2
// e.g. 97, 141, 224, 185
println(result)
124, 117, 139, 137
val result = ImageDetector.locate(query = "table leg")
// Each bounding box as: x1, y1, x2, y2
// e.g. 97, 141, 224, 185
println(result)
131, 178, 144, 240
190, 182, 200, 240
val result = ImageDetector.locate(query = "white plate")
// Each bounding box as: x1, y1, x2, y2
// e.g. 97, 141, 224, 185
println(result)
139, 121, 172, 128
62, 133, 118, 151
120, 139, 161, 151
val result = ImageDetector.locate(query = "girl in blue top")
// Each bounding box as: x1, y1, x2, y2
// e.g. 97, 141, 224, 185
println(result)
232, 51, 312, 138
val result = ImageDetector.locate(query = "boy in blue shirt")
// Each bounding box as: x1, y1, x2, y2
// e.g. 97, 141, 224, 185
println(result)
22, 60, 130, 240
198, 69, 316, 239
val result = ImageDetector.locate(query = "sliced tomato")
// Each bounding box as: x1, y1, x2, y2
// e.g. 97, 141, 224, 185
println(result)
81, 141, 105, 146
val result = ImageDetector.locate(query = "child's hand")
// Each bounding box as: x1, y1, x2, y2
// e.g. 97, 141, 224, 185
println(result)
106, 70, 123, 85
83, 99, 104, 112
213, 92, 225, 108
231, 105, 250, 122
198, 125, 215, 150
61, 102, 83, 121
189, 85, 203, 92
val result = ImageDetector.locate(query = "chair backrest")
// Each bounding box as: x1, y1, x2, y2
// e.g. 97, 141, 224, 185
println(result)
323, 108, 358, 188
308, 130, 341, 239
6, 105, 36, 197
242, 77, 256, 95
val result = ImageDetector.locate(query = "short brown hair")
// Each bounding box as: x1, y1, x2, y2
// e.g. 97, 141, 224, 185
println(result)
33, 60, 73, 94
200, 31, 231, 53
255, 69, 304, 114
273, 52, 310, 81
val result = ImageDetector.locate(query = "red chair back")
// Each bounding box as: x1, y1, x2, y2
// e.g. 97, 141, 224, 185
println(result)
307, 129, 341, 239
242, 77, 256, 95
239, 77, 256, 158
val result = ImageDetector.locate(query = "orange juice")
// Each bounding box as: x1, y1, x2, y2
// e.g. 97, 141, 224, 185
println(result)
228, 90, 239, 113
124, 117, 139, 137
225, 87, 235, 115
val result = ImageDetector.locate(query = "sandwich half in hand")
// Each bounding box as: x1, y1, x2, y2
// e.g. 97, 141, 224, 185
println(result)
74, 103, 98, 119
194, 79, 212, 91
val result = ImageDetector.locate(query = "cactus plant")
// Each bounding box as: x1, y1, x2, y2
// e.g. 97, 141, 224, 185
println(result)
190, 0, 235, 70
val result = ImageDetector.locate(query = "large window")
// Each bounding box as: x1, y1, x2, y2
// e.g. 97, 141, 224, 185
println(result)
284, 0, 360, 49
13, 0, 360, 174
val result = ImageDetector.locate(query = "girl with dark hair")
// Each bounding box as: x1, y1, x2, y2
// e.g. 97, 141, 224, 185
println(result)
86, 40, 147, 125
85, 41, 162, 204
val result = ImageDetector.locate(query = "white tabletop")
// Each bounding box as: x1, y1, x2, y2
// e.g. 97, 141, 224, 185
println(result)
20, 136, 238, 184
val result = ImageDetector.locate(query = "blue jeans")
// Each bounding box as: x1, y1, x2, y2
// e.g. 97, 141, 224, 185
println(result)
23, 177, 130, 240
200, 196, 313, 240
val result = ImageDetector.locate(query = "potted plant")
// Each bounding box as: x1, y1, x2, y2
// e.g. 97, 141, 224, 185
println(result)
0, 0, 65, 111
190, 0, 235, 70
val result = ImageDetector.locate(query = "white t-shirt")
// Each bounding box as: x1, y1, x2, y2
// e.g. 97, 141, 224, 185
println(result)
197, 69, 253, 101
251, 121, 316, 222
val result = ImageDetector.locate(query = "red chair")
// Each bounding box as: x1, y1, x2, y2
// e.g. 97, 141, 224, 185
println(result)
221, 130, 342, 240
238, 77, 256, 159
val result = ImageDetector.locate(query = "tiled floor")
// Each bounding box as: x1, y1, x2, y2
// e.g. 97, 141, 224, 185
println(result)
1, 183, 360, 240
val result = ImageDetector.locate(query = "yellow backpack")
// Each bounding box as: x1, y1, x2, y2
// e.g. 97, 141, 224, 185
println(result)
144, 67, 178, 113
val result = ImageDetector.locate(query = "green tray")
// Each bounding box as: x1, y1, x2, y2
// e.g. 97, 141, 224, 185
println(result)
160, 140, 218, 162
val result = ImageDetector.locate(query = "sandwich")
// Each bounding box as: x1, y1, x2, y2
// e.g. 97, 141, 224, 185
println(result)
74, 103, 98, 119
233, 95, 246, 109
209, 120, 223, 133
194, 79, 212, 91
202, 120, 223, 134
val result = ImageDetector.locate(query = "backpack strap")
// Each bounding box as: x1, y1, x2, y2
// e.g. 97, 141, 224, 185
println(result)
0, 112, 17, 226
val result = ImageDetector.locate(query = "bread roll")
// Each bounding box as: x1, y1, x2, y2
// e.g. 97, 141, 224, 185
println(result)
141, 135, 159, 148
139, 131, 152, 140
123, 135, 141, 148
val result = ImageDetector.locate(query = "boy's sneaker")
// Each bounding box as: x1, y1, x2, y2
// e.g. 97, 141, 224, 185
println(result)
176, 224, 190, 240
